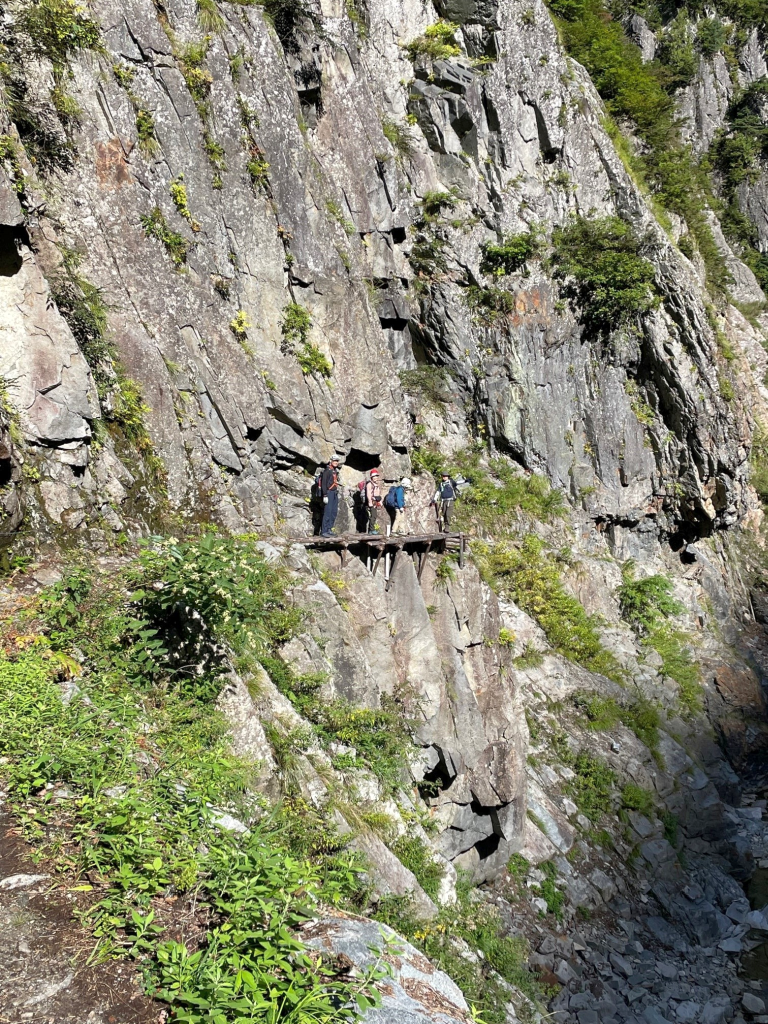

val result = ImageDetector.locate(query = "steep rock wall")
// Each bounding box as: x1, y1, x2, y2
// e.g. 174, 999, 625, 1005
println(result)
0, 0, 760, 549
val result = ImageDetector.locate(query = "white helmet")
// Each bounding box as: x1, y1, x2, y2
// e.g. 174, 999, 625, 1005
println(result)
400, 477, 412, 489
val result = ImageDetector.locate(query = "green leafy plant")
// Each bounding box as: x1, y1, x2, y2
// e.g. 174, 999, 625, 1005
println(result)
392, 831, 445, 900
621, 782, 656, 818
297, 342, 332, 378
405, 20, 461, 60
382, 115, 413, 158
465, 285, 515, 325
281, 301, 312, 347
551, 215, 658, 333
0, 543, 388, 1024
420, 190, 458, 219
566, 751, 616, 822
399, 366, 451, 407
480, 230, 540, 277
140, 206, 190, 267
169, 174, 199, 229
51, 258, 164, 481
17, 0, 100, 69
475, 535, 622, 681
532, 861, 566, 918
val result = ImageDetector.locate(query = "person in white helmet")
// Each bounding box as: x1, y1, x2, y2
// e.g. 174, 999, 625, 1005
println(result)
384, 476, 412, 535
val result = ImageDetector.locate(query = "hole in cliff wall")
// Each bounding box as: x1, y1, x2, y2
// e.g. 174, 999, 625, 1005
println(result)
379, 316, 409, 331
298, 85, 323, 129
0, 225, 24, 276
474, 831, 501, 860
245, 426, 263, 442
345, 448, 381, 472
0, 456, 12, 487
391, 227, 406, 245
418, 756, 456, 803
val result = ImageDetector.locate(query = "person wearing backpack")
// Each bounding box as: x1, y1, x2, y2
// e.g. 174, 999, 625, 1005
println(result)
364, 468, 385, 534
384, 477, 412, 535
320, 456, 341, 537
433, 472, 458, 532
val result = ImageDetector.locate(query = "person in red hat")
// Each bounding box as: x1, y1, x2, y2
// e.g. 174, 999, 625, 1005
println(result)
364, 468, 385, 534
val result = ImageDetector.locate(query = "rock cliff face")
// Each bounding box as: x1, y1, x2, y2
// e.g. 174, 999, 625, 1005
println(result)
4, 0, 768, 1022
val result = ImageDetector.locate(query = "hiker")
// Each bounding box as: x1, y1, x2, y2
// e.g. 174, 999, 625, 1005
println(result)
433, 472, 458, 532
320, 456, 341, 537
384, 476, 412, 535
365, 468, 385, 534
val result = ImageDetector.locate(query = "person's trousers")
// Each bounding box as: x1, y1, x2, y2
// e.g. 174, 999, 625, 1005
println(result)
439, 499, 453, 531
368, 505, 385, 534
321, 490, 339, 535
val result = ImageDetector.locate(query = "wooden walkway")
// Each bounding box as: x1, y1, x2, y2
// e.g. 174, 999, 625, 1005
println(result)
296, 531, 466, 583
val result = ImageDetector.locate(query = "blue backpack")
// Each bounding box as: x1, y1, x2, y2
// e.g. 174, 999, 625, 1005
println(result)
384, 486, 398, 509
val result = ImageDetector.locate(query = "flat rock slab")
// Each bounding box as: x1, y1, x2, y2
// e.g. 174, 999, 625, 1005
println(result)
303, 914, 474, 1023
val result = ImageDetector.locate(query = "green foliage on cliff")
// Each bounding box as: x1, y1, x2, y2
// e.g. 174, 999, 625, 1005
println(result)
548, 0, 732, 297
0, 542, 394, 1023
405, 20, 461, 61
17, 0, 100, 68
140, 206, 190, 266
476, 535, 623, 681
616, 561, 700, 716
551, 216, 659, 332
480, 230, 541, 277
377, 874, 539, 1024
51, 256, 165, 482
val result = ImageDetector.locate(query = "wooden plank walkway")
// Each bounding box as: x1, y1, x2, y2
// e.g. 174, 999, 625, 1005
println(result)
296, 531, 467, 580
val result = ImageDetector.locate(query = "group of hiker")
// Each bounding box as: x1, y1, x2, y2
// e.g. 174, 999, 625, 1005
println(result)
314, 456, 460, 537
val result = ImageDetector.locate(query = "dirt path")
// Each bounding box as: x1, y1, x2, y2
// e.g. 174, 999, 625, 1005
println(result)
0, 816, 162, 1024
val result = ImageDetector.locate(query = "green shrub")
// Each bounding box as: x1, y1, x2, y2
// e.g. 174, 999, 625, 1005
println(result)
566, 751, 615, 821
616, 561, 684, 633
532, 860, 566, 918
281, 301, 312, 347
480, 229, 540, 277
697, 17, 727, 56
141, 206, 189, 267
476, 535, 622, 681
409, 235, 447, 277
465, 284, 515, 324
17, 0, 100, 68
375, 877, 540, 1024
134, 533, 300, 683
406, 20, 461, 60
135, 109, 159, 155
0, 556, 383, 1024
616, 561, 699, 718
382, 116, 413, 158
573, 691, 621, 730
420, 190, 459, 219
621, 696, 662, 758
392, 832, 444, 900
399, 366, 452, 406
297, 342, 332, 378
621, 782, 656, 817
656, 10, 697, 90
550, 0, 732, 297
51, 259, 164, 480
551, 215, 658, 333
450, 449, 565, 530
178, 39, 213, 106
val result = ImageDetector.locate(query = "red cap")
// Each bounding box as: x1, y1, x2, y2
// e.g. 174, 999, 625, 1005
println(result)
371, 469, 380, 476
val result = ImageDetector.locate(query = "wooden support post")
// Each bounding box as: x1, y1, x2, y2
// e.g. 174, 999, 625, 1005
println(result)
417, 540, 432, 582
459, 533, 465, 569
372, 545, 384, 577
